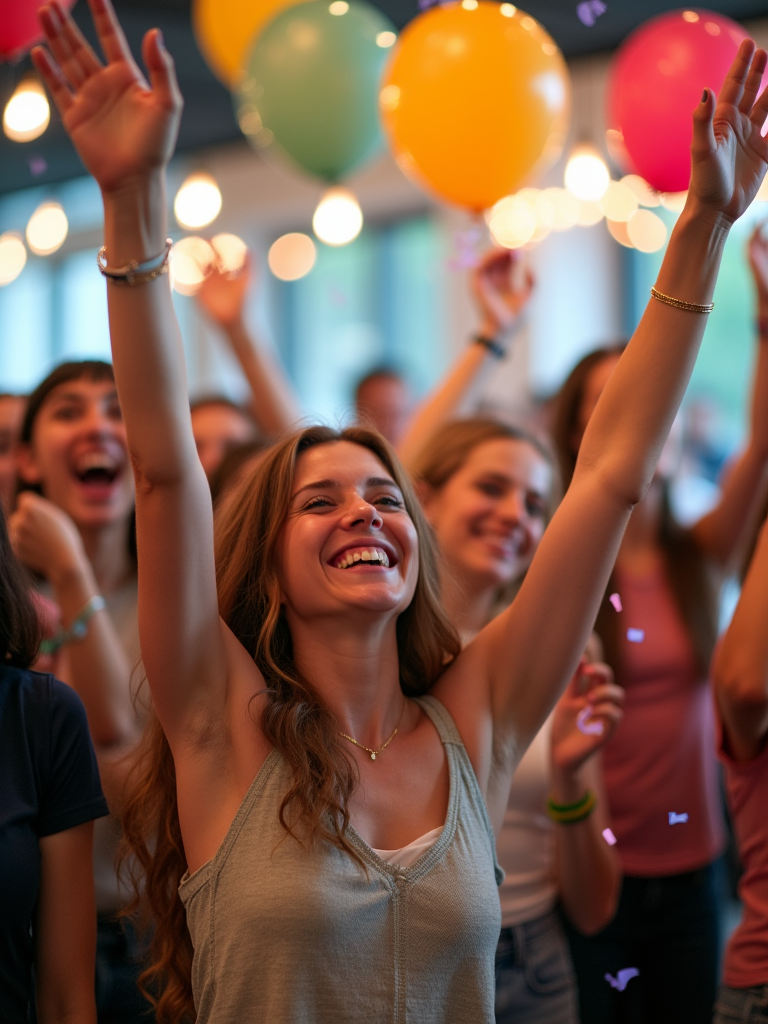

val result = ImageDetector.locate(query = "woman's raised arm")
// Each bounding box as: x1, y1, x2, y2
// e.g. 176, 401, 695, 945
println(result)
441, 42, 768, 764
33, 0, 228, 740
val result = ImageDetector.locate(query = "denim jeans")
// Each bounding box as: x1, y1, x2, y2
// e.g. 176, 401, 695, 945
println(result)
565, 858, 726, 1024
714, 985, 768, 1024
495, 907, 579, 1024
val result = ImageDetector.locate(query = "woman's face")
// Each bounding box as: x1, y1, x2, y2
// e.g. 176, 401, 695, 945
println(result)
276, 441, 419, 624
572, 353, 622, 455
423, 438, 552, 591
191, 403, 257, 481
0, 395, 25, 515
17, 376, 134, 531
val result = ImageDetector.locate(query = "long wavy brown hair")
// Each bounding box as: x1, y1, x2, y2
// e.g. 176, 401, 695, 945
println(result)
552, 347, 719, 677
120, 425, 460, 1023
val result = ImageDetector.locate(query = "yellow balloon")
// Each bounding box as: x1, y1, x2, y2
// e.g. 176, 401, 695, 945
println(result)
193, 0, 297, 86
380, 3, 571, 212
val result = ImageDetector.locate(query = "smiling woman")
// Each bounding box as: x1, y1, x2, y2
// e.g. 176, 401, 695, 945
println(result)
10, 359, 149, 1021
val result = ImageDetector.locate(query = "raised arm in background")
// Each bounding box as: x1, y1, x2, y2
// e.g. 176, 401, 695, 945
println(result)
689, 222, 768, 569
433, 43, 768, 821
195, 251, 301, 435
397, 248, 534, 470
9, 492, 136, 748
713, 513, 768, 763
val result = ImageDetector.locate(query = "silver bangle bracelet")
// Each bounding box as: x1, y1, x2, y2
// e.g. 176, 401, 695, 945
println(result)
97, 238, 173, 286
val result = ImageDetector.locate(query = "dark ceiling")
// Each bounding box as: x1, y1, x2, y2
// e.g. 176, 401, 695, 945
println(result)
1, 0, 766, 196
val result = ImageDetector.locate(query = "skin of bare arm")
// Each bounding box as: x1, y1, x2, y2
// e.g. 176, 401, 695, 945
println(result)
433, 44, 768, 825
34, 823, 98, 1024
397, 249, 534, 471
548, 664, 623, 935
196, 253, 302, 435
713, 517, 768, 762
9, 492, 136, 747
689, 224, 768, 569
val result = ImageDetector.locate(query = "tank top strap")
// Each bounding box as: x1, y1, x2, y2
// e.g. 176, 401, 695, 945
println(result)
414, 693, 464, 746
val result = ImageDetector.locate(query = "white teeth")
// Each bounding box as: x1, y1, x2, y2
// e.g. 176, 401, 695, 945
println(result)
75, 452, 117, 473
335, 547, 390, 569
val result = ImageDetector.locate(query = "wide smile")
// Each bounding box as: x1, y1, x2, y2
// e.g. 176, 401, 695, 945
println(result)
329, 542, 398, 571
70, 450, 126, 498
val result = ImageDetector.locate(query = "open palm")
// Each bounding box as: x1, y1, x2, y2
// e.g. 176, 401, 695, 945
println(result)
32, 0, 182, 194
690, 41, 768, 224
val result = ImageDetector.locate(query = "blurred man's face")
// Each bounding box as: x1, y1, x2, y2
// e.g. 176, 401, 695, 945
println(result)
355, 376, 412, 446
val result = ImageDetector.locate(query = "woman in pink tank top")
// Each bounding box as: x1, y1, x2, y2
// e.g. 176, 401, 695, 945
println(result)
551, 227, 768, 1023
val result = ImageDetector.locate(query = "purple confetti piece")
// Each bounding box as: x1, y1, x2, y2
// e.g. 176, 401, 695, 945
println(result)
576, 0, 607, 28
605, 968, 639, 992
609, 592, 622, 613
602, 827, 617, 846
577, 706, 604, 736
668, 811, 688, 825
626, 628, 644, 643
28, 156, 47, 177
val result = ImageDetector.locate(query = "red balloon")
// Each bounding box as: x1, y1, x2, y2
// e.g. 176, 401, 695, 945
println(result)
607, 9, 767, 194
0, 0, 76, 61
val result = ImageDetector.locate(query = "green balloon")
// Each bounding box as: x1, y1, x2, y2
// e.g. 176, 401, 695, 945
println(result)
237, 0, 395, 182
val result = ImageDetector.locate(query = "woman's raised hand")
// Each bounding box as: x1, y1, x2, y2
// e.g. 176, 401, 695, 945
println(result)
689, 40, 768, 226
32, 0, 182, 194
471, 248, 534, 339
550, 662, 624, 777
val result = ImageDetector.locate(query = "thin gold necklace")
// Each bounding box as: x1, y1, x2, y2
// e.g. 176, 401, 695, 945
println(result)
339, 702, 406, 761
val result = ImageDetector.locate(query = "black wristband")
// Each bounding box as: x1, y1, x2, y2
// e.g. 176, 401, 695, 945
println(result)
472, 334, 506, 359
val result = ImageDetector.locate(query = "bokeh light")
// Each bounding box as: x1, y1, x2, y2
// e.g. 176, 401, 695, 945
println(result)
3, 76, 50, 143
170, 236, 216, 295
601, 180, 638, 222
174, 172, 222, 230
268, 233, 317, 281
564, 145, 610, 202
488, 195, 537, 249
627, 208, 667, 252
210, 233, 247, 273
26, 202, 68, 256
0, 233, 27, 286
621, 174, 660, 208
313, 189, 363, 246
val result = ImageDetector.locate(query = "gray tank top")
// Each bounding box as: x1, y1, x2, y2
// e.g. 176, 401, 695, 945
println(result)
179, 694, 503, 1023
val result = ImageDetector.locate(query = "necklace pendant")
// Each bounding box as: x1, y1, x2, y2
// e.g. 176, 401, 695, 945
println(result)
370, 752, 376, 760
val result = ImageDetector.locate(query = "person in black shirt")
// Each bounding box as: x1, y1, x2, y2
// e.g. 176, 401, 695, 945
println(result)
0, 504, 109, 1024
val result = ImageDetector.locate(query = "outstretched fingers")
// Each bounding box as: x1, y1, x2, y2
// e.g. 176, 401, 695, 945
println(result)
142, 29, 183, 113
87, 0, 137, 67
39, 2, 102, 89
740, 47, 768, 115
718, 38, 757, 109
31, 45, 74, 116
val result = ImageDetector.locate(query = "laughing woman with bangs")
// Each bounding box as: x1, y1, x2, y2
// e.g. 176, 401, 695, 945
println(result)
32, 1, 768, 1021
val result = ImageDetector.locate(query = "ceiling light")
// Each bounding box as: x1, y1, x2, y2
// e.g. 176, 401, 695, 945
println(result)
626, 209, 667, 252
3, 75, 50, 143
488, 195, 537, 249
0, 232, 27, 286
26, 201, 68, 255
313, 188, 363, 247
174, 172, 222, 230
210, 233, 247, 273
621, 174, 660, 207
268, 233, 317, 281
170, 236, 216, 295
601, 180, 638, 222
564, 144, 610, 203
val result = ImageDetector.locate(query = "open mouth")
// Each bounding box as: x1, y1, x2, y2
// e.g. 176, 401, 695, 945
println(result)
333, 546, 392, 570
73, 452, 122, 488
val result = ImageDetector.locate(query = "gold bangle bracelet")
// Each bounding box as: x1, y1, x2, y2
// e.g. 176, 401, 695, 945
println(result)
650, 286, 714, 314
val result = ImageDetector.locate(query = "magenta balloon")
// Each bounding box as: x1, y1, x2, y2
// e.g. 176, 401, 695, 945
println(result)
607, 9, 766, 193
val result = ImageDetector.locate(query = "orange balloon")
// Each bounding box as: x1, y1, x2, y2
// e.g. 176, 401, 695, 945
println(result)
380, 3, 571, 212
